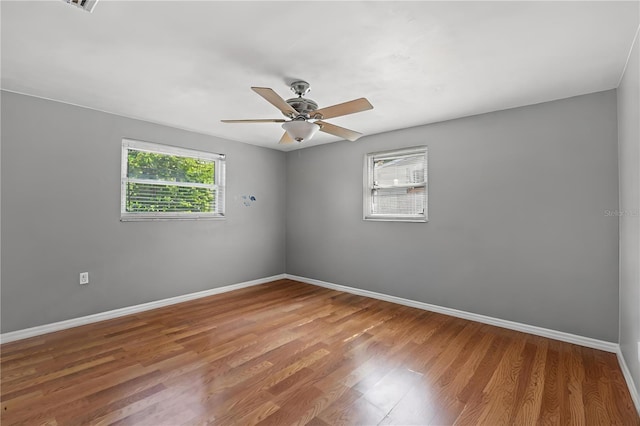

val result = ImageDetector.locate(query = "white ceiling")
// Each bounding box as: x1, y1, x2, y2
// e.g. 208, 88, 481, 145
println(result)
1, 1, 638, 151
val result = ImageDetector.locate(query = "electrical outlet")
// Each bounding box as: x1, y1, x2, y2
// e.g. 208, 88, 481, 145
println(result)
79, 272, 89, 285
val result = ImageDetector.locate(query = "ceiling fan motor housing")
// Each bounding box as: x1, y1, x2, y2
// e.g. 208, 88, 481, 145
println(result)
285, 97, 318, 117
285, 80, 319, 117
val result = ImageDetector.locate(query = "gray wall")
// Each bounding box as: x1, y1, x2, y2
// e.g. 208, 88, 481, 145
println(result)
0, 88, 623, 345
286, 90, 620, 342
1, 91, 286, 333
618, 29, 640, 397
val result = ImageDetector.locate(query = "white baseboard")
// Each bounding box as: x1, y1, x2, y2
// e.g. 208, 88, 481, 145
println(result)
0, 274, 287, 344
286, 274, 619, 353
616, 348, 640, 415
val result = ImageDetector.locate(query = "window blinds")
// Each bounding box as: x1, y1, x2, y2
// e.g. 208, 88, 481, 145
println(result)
121, 139, 225, 220
365, 147, 427, 221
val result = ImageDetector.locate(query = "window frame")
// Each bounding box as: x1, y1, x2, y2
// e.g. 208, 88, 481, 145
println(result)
363, 145, 428, 223
120, 139, 226, 221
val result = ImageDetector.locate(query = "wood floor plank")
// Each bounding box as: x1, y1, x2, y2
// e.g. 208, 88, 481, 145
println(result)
564, 343, 586, 424
538, 341, 563, 424
1, 279, 638, 425
473, 337, 529, 425
513, 337, 549, 425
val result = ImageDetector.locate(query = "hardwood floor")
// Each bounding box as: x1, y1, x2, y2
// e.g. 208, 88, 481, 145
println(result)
1, 279, 638, 425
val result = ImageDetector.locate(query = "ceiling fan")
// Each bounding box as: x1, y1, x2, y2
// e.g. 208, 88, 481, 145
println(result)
221, 80, 373, 144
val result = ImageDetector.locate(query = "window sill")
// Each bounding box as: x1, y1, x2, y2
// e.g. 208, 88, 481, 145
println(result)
120, 214, 226, 222
363, 216, 428, 223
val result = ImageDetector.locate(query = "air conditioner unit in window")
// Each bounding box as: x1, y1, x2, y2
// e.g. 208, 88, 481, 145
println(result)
63, 0, 99, 13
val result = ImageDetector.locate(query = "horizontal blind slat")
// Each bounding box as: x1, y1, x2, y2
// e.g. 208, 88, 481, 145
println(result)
126, 178, 216, 189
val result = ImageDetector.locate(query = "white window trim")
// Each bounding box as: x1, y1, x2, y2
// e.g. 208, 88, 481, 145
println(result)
363, 146, 428, 223
121, 139, 226, 221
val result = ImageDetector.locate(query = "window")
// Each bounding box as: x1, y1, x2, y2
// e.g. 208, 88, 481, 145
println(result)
121, 139, 225, 220
364, 146, 428, 222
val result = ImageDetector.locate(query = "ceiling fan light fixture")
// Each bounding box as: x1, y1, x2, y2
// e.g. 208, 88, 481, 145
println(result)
282, 120, 320, 142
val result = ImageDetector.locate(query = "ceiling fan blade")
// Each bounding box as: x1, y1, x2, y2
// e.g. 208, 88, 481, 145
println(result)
278, 131, 294, 144
251, 87, 298, 117
311, 98, 373, 120
316, 121, 363, 142
221, 119, 286, 123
